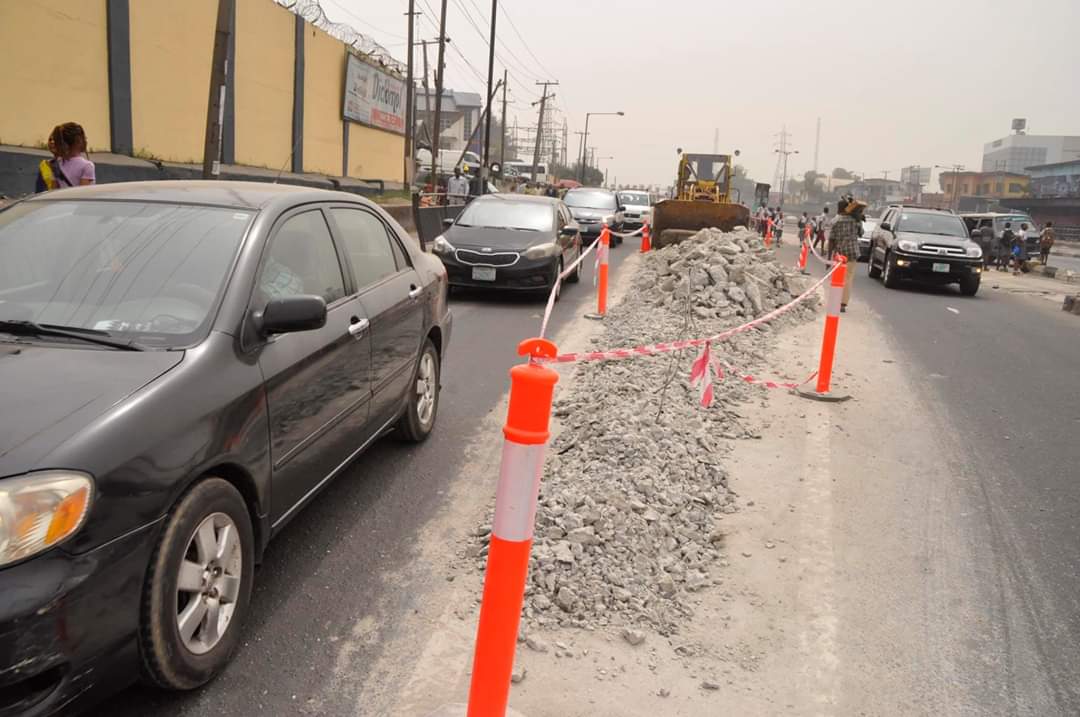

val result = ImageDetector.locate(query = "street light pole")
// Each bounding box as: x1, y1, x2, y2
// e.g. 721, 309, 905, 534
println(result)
578, 111, 624, 183
774, 147, 799, 207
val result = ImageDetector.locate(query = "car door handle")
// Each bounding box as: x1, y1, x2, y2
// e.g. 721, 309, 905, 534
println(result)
348, 317, 369, 337
408, 285, 423, 300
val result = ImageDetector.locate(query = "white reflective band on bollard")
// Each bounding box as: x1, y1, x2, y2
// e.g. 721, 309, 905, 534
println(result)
826, 284, 842, 316
492, 441, 547, 542
599, 241, 609, 265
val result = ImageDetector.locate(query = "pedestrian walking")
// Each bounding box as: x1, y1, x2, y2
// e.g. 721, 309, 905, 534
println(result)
1012, 223, 1029, 275
1039, 221, 1056, 265
35, 122, 95, 192
999, 222, 1015, 272
814, 206, 830, 253
447, 167, 469, 205
774, 208, 784, 246
827, 197, 861, 312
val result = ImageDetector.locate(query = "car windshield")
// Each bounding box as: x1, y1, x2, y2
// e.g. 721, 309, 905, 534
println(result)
896, 212, 968, 237
0, 200, 251, 348
564, 190, 617, 210
455, 198, 552, 232
619, 192, 650, 206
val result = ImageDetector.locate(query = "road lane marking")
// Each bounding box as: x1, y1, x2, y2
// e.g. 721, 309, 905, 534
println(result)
946, 307, 959, 314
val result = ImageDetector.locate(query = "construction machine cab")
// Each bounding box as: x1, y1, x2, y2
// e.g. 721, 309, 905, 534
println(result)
676, 153, 733, 203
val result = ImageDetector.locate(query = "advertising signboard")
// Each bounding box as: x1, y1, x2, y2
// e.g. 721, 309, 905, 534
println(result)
344, 54, 406, 135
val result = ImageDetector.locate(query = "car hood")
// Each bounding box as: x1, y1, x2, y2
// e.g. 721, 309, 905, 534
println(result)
566, 206, 615, 221
0, 344, 183, 474
447, 225, 553, 252
897, 231, 968, 247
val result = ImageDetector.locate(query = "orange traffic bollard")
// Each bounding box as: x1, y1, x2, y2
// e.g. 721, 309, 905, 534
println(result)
796, 256, 850, 402
797, 237, 809, 274
586, 226, 610, 319
467, 338, 559, 717
765, 218, 773, 248
640, 220, 651, 253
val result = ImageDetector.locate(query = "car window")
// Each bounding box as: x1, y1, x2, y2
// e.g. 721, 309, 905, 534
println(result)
896, 212, 967, 237
455, 198, 554, 232
564, 189, 617, 210
329, 208, 400, 289
388, 231, 410, 270
260, 210, 346, 305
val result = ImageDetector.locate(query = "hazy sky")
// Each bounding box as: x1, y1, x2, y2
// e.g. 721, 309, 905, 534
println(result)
331, 0, 1080, 188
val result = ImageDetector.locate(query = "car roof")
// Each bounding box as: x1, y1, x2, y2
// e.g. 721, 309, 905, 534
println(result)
566, 187, 614, 193
890, 205, 956, 214
473, 193, 559, 205
20, 180, 374, 211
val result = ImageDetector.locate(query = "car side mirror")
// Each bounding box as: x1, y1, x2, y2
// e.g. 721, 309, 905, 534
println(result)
258, 295, 327, 335
880, 222, 891, 232
617, 205, 627, 212
442, 217, 455, 227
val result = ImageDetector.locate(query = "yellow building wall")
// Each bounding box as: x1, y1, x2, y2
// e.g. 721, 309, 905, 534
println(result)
348, 124, 404, 183
0, 0, 111, 150
129, 0, 217, 162
234, 0, 294, 170
303, 27, 344, 176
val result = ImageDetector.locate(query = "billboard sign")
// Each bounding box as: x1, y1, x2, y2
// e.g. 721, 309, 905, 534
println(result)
344, 54, 406, 135
901, 166, 932, 186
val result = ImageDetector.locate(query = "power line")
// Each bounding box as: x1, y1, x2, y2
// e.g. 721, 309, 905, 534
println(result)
496, 2, 556, 80
447, 0, 544, 99
322, 0, 407, 40
461, 0, 546, 83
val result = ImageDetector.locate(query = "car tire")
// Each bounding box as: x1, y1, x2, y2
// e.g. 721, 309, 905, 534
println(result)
882, 252, 900, 288
867, 251, 882, 279
566, 251, 582, 283
959, 273, 980, 297
396, 338, 441, 442
140, 478, 254, 691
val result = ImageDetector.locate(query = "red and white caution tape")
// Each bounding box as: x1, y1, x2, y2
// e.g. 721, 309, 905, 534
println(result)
538, 234, 602, 340
536, 261, 839, 365
607, 226, 645, 239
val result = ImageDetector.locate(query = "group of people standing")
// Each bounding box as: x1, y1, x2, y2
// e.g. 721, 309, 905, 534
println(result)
991, 221, 1058, 275
753, 206, 786, 244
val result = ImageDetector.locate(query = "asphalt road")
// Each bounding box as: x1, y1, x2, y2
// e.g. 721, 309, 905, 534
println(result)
799, 247, 1080, 713
94, 237, 635, 716
1046, 249, 1080, 273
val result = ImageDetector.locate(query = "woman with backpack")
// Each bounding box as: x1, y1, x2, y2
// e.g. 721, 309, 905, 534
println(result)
35, 122, 95, 192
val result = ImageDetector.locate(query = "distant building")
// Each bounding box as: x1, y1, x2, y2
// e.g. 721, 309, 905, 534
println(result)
939, 171, 1029, 202
982, 133, 1080, 174
845, 178, 905, 208
416, 89, 483, 153
1000, 159, 1080, 241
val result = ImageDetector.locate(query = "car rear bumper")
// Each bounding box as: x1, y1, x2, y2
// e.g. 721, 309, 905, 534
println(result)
0, 518, 162, 717
893, 252, 983, 282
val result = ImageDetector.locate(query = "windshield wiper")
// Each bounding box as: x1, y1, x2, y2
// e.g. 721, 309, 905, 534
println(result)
0, 320, 146, 351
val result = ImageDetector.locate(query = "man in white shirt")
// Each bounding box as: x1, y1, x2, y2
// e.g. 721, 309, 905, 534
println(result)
447, 168, 470, 205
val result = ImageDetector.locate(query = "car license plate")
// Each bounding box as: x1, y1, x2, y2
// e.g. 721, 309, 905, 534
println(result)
932, 263, 950, 273
472, 266, 496, 281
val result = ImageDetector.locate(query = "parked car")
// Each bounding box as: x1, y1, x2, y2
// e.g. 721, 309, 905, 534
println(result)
562, 187, 627, 245
858, 218, 878, 261
432, 194, 583, 298
868, 205, 983, 295
617, 190, 653, 229
960, 212, 1041, 266
0, 181, 451, 715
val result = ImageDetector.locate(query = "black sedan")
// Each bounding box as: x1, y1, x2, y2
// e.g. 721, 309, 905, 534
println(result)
433, 194, 583, 298
0, 181, 451, 715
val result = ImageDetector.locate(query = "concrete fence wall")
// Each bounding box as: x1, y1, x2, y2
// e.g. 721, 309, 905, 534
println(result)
0, 0, 403, 183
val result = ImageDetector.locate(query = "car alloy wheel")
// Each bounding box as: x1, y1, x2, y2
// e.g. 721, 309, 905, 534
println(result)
415, 351, 437, 429
176, 513, 243, 655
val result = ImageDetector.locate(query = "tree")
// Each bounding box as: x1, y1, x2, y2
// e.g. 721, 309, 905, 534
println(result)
832, 167, 854, 179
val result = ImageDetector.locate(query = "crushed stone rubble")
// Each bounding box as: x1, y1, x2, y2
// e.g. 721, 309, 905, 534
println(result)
467, 227, 821, 636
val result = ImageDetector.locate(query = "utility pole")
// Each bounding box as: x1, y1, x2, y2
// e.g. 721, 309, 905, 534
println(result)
498, 68, 507, 167
430, 0, 449, 187
773, 127, 798, 207
419, 40, 433, 157
881, 169, 891, 180
403, 1, 418, 186
713, 127, 719, 154
562, 119, 568, 166
531, 80, 558, 182
480, 0, 497, 195
813, 117, 821, 174
202, 0, 234, 179
574, 131, 585, 175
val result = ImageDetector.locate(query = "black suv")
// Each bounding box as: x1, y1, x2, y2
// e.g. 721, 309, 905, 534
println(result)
868, 206, 984, 296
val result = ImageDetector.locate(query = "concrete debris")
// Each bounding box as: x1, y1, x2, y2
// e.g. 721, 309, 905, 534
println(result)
525, 635, 550, 653
511, 665, 527, 684
701, 679, 721, 691
469, 227, 820, 637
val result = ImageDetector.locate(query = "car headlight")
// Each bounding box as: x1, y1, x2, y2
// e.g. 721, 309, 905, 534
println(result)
432, 235, 455, 255
524, 243, 560, 260
897, 239, 918, 252
0, 471, 93, 567
965, 244, 983, 258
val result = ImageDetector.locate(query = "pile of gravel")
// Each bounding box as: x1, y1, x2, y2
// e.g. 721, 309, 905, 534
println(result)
471, 227, 820, 636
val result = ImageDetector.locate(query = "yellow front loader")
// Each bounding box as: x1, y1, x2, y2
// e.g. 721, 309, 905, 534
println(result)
651, 151, 750, 247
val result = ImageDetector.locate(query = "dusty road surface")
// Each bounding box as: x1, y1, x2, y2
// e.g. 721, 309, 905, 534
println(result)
95, 232, 1080, 717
